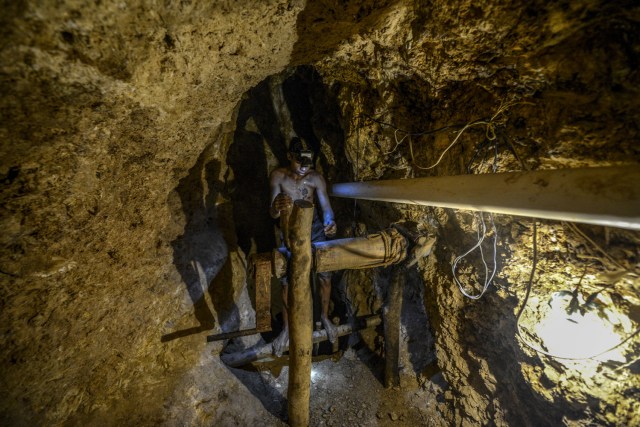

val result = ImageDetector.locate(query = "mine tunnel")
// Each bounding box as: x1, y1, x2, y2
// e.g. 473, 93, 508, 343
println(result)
1, 1, 639, 426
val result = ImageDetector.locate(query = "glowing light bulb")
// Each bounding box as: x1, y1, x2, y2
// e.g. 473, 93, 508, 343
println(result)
533, 292, 626, 361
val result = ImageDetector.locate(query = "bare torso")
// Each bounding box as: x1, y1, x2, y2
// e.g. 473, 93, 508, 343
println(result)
270, 167, 321, 205
269, 161, 335, 234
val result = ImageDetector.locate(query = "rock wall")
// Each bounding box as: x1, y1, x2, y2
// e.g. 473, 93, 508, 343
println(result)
313, 0, 640, 425
1, 0, 639, 425
0, 1, 305, 424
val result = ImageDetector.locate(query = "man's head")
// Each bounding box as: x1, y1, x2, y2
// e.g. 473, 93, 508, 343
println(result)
288, 137, 313, 175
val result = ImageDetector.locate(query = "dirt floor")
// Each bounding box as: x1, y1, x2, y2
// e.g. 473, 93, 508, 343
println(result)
228, 346, 448, 427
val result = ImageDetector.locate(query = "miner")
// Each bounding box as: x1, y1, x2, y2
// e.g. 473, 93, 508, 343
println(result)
269, 137, 338, 357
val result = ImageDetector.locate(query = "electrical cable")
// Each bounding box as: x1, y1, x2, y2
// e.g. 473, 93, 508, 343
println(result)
383, 128, 411, 155
355, 101, 525, 297
358, 102, 640, 363
355, 113, 478, 138
410, 100, 523, 171
412, 120, 490, 170
565, 222, 626, 271
452, 212, 499, 299
451, 135, 500, 300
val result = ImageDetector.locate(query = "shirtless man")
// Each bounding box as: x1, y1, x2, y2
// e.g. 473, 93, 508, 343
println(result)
269, 137, 337, 357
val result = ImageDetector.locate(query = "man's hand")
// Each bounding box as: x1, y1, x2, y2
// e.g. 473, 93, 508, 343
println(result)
323, 220, 337, 237
272, 192, 293, 214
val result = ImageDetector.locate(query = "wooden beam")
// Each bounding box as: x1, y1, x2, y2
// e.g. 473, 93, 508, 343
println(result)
271, 228, 410, 277
313, 228, 408, 273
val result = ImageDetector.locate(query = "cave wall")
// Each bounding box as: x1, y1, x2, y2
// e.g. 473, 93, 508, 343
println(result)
0, 1, 306, 424
311, 0, 640, 425
1, 0, 639, 425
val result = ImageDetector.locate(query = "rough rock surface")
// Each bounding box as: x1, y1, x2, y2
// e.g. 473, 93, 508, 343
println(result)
1, 0, 639, 426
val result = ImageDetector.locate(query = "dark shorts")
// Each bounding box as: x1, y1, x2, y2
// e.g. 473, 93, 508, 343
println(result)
311, 215, 331, 280
311, 215, 327, 244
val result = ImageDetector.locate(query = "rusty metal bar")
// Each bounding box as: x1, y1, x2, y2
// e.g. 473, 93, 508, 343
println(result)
331, 166, 640, 230
287, 200, 314, 427
220, 315, 382, 368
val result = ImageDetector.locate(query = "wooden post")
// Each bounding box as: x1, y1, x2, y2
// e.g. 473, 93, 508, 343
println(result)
287, 200, 314, 427
254, 253, 272, 331
384, 266, 403, 388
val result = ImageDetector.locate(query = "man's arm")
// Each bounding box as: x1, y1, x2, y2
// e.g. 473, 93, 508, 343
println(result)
269, 169, 291, 219
314, 173, 336, 236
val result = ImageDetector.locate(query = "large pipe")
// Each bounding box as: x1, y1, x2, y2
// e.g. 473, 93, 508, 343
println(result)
331, 166, 640, 230
287, 200, 314, 427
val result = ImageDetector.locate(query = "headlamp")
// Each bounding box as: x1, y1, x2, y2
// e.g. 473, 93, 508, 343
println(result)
296, 150, 313, 167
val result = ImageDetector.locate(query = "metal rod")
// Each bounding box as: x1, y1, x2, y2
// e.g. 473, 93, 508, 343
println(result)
207, 328, 261, 342
287, 199, 314, 427
331, 166, 640, 230
220, 316, 382, 368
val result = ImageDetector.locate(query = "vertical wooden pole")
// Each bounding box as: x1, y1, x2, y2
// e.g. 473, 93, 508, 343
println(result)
253, 254, 272, 331
384, 266, 403, 388
287, 200, 314, 427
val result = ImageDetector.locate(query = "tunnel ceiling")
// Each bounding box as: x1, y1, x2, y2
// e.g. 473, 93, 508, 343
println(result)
1, 1, 639, 426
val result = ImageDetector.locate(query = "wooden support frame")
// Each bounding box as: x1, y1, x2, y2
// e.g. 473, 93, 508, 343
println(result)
220, 315, 382, 368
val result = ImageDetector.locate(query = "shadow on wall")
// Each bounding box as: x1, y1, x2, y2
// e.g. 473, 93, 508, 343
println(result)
227, 80, 284, 256
402, 268, 436, 375
227, 66, 348, 256
221, 67, 350, 419
162, 151, 239, 342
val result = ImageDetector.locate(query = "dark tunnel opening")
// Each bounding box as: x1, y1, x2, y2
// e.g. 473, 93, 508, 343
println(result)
226, 65, 349, 257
